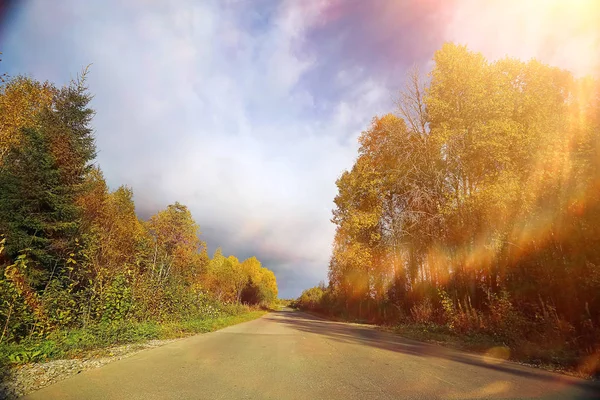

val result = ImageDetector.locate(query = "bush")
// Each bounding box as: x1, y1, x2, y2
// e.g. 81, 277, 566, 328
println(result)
0, 278, 35, 343
439, 290, 483, 334
42, 279, 79, 328
219, 302, 251, 316
296, 286, 326, 311
484, 291, 526, 343
410, 298, 434, 324
99, 275, 133, 323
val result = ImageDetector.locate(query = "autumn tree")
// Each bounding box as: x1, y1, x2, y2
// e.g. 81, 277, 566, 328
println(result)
204, 251, 277, 305
0, 69, 279, 344
326, 43, 600, 354
0, 76, 55, 165
147, 202, 207, 285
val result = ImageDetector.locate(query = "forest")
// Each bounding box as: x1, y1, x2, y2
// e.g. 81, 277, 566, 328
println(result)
0, 68, 278, 361
297, 43, 600, 370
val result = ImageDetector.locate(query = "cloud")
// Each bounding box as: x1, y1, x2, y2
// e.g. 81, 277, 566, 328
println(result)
1, 0, 395, 297
1, 0, 598, 297
444, 0, 600, 77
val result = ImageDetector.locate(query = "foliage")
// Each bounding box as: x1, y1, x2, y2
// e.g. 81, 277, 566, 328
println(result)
321, 43, 600, 370
0, 71, 279, 352
0, 309, 266, 367
410, 298, 435, 325
147, 202, 207, 285
297, 286, 326, 312
204, 250, 278, 306
0, 76, 55, 165
0, 73, 95, 290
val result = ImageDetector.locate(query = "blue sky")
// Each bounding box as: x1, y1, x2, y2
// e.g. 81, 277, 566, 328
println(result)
1, 0, 598, 297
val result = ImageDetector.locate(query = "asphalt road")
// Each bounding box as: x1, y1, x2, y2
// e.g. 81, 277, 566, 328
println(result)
24, 309, 599, 399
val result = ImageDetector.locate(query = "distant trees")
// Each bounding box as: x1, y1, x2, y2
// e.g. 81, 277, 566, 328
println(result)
296, 284, 328, 313
322, 43, 600, 354
0, 71, 278, 344
203, 251, 278, 306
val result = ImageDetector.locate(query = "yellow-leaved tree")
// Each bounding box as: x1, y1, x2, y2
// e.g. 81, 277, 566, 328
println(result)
147, 202, 207, 285
0, 76, 55, 165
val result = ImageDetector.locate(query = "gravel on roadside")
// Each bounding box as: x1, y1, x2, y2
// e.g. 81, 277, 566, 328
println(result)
0, 339, 180, 399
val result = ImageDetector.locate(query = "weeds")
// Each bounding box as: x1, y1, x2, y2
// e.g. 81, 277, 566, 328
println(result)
0, 309, 266, 367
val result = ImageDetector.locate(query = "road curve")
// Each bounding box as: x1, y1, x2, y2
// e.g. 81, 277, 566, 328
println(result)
23, 309, 599, 399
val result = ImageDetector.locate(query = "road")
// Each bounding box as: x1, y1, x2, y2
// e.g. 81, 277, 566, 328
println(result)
24, 309, 599, 399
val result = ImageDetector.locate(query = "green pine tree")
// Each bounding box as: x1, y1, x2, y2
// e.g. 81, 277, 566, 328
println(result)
0, 73, 96, 288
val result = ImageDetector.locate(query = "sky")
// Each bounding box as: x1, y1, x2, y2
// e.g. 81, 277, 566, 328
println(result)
0, 0, 598, 298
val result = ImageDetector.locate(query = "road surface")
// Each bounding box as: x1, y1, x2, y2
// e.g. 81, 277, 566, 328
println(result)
23, 309, 599, 399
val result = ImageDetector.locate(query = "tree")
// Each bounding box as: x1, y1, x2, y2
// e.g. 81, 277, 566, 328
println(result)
297, 286, 325, 311
0, 67, 280, 344
325, 43, 600, 354
147, 202, 206, 285
0, 76, 55, 165
0, 74, 96, 288
77, 168, 152, 310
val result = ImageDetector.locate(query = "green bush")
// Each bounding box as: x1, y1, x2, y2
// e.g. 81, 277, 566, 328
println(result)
42, 279, 79, 327
100, 275, 133, 323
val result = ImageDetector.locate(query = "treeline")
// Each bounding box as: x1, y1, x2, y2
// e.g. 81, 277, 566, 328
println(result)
299, 44, 600, 360
0, 71, 277, 344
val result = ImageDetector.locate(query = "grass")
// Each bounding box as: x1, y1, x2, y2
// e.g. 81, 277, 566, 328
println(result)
380, 323, 597, 378
300, 309, 598, 379
0, 310, 267, 367
380, 323, 507, 354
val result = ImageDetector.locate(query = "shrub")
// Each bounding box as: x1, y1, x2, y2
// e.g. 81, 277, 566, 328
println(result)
100, 275, 133, 323
410, 298, 434, 324
439, 290, 483, 334
42, 279, 79, 328
296, 286, 326, 311
484, 291, 526, 343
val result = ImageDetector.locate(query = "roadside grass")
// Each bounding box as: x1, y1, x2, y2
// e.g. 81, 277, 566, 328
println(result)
299, 310, 597, 379
0, 310, 266, 367
380, 323, 595, 378
381, 323, 505, 353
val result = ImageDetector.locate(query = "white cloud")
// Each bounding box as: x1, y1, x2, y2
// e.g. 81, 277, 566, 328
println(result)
445, 0, 600, 77
1, 0, 393, 296
6, 0, 598, 297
